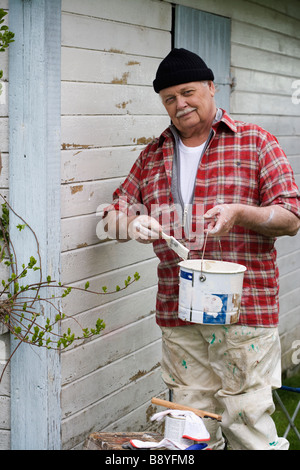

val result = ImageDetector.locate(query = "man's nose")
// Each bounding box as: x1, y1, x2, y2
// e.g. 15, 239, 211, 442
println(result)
175, 94, 188, 109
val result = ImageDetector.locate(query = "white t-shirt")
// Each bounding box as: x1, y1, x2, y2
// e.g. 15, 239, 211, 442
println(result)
178, 139, 205, 205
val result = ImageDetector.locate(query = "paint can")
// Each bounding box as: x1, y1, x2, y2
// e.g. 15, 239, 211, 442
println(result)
178, 259, 246, 325
164, 415, 192, 446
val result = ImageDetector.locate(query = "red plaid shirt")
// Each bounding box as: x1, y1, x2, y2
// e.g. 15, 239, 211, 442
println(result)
107, 110, 300, 327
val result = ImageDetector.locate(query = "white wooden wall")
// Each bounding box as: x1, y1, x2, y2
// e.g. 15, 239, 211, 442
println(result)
0, 0, 10, 451
0, 0, 299, 451
60, 0, 171, 449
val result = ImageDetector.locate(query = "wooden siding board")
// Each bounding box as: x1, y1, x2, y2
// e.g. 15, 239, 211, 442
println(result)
232, 68, 300, 98
231, 44, 300, 78
61, 314, 160, 385
61, 82, 165, 116
61, 12, 171, 58
165, 0, 300, 39
249, 0, 300, 20
61, 146, 141, 184
8, 0, 61, 449
229, 115, 300, 138
61, 240, 156, 284
61, 48, 163, 86
61, 257, 158, 319
58, 0, 300, 449
61, 368, 165, 450
62, 0, 172, 31
61, 115, 170, 149
61, 286, 158, 361
0, 118, 8, 153
61, 336, 162, 418
231, 91, 299, 116
231, 20, 300, 59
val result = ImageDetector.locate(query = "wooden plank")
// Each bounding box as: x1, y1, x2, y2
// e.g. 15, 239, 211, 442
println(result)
61, 146, 141, 184
276, 234, 300, 257
62, 339, 162, 418
61, 48, 163, 86
232, 68, 300, 98
61, 82, 166, 116
61, 239, 156, 283
61, 115, 170, 150
0, 152, 9, 189
61, 12, 171, 58
61, 316, 161, 385
0, 396, 9, 430
61, 367, 166, 450
0, 82, 8, 116
230, 114, 300, 138
0, 118, 8, 153
231, 91, 300, 116
231, 43, 300, 77
0, 430, 10, 450
280, 305, 300, 332
61, 178, 124, 218
61, 213, 100, 251
83, 432, 163, 450
0, 0, 8, 9
279, 270, 300, 302
62, 0, 172, 30
61, 285, 158, 356
61, 257, 158, 321
277, 249, 300, 277
249, 0, 300, 20
165, 0, 300, 39
8, 0, 61, 450
277, 136, 300, 156
232, 20, 300, 58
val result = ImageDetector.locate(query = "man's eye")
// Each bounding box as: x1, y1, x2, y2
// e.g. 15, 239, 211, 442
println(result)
183, 90, 193, 96
165, 97, 175, 104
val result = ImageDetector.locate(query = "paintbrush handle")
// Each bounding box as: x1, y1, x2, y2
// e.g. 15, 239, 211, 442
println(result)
151, 397, 222, 421
160, 231, 170, 241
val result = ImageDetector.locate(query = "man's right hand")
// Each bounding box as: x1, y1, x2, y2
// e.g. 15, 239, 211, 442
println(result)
128, 215, 161, 244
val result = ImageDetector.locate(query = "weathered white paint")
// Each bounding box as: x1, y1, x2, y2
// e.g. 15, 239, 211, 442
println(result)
1, 0, 299, 451
59, 0, 300, 449
60, 0, 172, 449
8, 0, 61, 450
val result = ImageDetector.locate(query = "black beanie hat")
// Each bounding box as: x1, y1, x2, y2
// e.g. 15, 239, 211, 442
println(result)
153, 48, 214, 93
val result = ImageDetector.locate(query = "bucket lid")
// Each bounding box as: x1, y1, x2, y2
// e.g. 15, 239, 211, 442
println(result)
179, 259, 247, 274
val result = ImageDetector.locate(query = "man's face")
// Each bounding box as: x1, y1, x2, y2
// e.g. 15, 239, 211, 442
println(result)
159, 81, 216, 137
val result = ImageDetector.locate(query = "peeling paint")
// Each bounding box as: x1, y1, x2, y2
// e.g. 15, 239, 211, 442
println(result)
62, 143, 93, 150
77, 243, 88, 249
111, 72, 129, 85
126, 60, 140, 66
116, 100, 131, 109
108, 48, 125, 54
70, 185, 83, 195
130, 370, 147, 381
134, 136, 154, 145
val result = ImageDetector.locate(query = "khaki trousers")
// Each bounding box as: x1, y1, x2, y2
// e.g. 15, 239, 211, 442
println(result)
160, 324, 289, 450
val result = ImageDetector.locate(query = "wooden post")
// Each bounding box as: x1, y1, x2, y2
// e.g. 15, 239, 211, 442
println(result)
8, 0, 61, 449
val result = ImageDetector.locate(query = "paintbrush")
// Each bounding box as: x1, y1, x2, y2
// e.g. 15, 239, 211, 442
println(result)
161, 231, 189, 259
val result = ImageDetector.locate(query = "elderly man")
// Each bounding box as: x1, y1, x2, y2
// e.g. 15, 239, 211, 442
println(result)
103, 48, 300, 450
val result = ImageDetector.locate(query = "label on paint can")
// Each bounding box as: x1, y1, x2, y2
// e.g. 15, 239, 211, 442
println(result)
164, 415, 192, 446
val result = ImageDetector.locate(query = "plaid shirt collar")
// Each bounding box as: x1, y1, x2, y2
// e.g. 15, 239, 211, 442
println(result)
159, 108, 237, 146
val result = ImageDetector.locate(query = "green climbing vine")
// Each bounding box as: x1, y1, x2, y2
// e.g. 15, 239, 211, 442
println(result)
0, 196, 140, 381
0, 9, 14, 96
